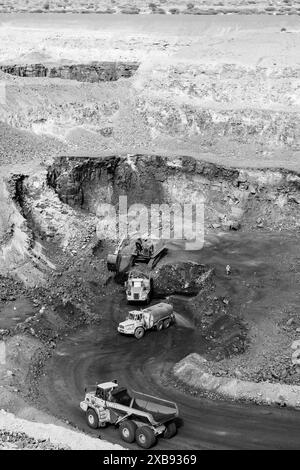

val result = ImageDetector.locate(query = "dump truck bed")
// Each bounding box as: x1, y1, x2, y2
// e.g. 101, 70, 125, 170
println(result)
130, 389, 178, 425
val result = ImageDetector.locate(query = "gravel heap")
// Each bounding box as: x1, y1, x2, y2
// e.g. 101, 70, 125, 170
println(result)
0, 430, 67, 450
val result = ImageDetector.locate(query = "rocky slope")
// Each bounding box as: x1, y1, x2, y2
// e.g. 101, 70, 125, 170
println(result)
0, 60, 299, 168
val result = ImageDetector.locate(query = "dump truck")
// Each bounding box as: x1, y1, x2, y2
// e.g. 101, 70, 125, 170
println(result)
80, 380, 179, 448
125, 268, 152, 304
118, 302, 175, 339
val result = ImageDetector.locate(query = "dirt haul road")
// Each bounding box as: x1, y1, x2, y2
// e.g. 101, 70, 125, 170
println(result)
36, 300, 300, 450
37, 233, 300, 450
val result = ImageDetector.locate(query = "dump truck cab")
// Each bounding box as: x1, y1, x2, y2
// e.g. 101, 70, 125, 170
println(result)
80, 380, 179, 448
118, 310, 146, 336
125, 270, 152, 304
95, 380, 119, 401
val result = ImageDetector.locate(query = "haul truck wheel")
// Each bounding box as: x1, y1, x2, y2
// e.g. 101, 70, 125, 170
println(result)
163, 318, 171, 329
135, 426, 156, 449
134, 327, 145, 339
163, 422, 177, 439
156, 321, 163, 331
86, 409, 99, 429
119, 420, 137, 443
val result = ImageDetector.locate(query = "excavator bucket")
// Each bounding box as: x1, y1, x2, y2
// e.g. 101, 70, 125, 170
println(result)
107, 253, 120, 272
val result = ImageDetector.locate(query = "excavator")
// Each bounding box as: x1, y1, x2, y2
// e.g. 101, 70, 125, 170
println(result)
107, 236, 167, 275
107, 236, 167, 302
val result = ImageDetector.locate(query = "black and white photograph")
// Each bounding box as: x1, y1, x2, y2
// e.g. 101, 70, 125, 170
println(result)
0, 0, 299, 456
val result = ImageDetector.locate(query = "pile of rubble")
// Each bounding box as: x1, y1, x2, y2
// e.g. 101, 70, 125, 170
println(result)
152, 261, 213, 297
0, 430, 67, 450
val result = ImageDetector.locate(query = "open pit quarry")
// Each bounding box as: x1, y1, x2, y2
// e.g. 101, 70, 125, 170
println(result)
0, 12, 300, 450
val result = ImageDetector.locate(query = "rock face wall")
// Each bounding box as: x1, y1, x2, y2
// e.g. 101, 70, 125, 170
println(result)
1, 1, 300, 15
47, 154, 300, 233
0, 62, 139, 82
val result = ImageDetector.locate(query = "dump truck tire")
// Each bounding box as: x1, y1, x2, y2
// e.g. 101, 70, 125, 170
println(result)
163, 422, 177, 438
135, 426, 156, 449
156, 321, 163, 331
119, 420, 137, 443
163, 318, 171, 329
86, 409, 99, 429
134, 327, 145, 339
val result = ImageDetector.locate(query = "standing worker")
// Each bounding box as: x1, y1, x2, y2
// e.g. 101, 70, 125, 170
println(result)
226, 264, 231, 275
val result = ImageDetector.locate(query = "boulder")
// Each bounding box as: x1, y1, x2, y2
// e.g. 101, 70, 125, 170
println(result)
152, 261, 213, 297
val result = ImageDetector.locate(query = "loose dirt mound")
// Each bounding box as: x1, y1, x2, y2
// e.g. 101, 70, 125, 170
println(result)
152, 261, 213, 296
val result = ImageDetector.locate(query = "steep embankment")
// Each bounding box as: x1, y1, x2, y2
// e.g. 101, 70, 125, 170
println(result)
173, 353, 300, 408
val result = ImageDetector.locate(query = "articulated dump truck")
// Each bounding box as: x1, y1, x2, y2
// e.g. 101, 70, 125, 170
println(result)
118, 302, 175, 339
80, 380, 179, 448
125, 268, 152, 304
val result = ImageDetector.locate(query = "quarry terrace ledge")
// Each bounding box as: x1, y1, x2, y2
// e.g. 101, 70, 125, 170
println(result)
0, 62, 140, 82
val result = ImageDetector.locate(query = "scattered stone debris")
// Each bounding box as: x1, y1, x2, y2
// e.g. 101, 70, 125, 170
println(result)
0, 430, 66, 450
